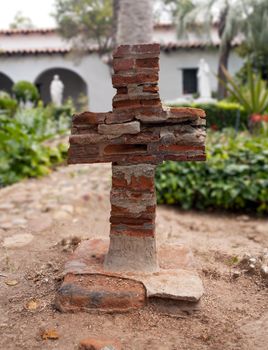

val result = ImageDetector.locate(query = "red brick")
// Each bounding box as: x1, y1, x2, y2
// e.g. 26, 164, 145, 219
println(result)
141, 99, 161, 107
56, 273, 145, 313
113, 58, 135, 72
112, 175, 155, 191
116, 86, 128, 94
159, 145, 205, 152
143, 85, 159, 93
111, 225, 155, 238
72, 112, 106, 125
112, 73, 158, 87
104, 144, 147, 155
111, 204, 156, 219
79, 337, 122, 350
136, 57, 159, 68
169, 107, 206, 119
114, 44, 160, 58
110, 216, 154, 225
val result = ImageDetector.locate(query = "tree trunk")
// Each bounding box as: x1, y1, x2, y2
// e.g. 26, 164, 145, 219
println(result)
112, 0, 120, 48
217, 41, 231, 100
117, 0, 154, 45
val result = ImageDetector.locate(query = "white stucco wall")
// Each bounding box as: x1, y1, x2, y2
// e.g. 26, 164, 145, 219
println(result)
159, 49, 244, 101
0, 53, 115, 112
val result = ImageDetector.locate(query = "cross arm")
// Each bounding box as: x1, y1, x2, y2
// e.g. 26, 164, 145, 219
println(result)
68, 106, 206, 165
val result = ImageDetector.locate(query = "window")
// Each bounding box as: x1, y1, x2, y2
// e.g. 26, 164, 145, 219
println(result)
182, 68, 198, 94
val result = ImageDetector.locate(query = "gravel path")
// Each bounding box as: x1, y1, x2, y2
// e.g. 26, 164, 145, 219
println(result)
0, 163, 267, 350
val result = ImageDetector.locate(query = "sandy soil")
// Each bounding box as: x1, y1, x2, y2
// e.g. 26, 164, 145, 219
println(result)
0, 164, 267, 350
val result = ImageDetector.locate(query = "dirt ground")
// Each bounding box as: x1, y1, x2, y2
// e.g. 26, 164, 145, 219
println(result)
0, 163, 267, 350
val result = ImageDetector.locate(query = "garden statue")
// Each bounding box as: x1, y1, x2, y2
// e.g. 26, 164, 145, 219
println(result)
198, 58, 211, 98
50, 75, 64, 107
55, 44, 206, 312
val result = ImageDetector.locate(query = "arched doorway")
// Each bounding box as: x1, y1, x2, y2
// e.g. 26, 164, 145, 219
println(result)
0, 72, 14, 94
35, 68, 88, 108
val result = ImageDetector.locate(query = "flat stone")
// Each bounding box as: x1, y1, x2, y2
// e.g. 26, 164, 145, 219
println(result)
56, 239, 204, 312
98, 121, 140, 136
28, 214, 53, 232
3, 233, 34, 248
79, 337, 122, 350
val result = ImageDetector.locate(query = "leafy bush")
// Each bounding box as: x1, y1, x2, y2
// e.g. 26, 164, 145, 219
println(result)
167, 101, 248, 130
0, 107, 69, 187
12, 81, 39, 103
221, 64, 268, 116
0, 94, 17, 116
156, 129, 268, 214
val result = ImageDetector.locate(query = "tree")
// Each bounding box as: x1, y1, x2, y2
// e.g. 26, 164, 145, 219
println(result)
9, 11, 34, 30
116, 0, 154, 44
238, 0, 268, 81
54, 0, 113, 57
164, 0, 247, 99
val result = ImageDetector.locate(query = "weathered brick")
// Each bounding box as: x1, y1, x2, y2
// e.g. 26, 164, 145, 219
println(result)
113, 58, 135, 72
168, 107, 206, 119
72, 111, 107, 125
159, 145, 205, 152
79, 337, 122, 350
143, 85, 159, 93
112, 73, 158, 87
113, 43, 160, 58
136, 57, 159, 68
111, 224, 155, 237
98, 121, 140, 136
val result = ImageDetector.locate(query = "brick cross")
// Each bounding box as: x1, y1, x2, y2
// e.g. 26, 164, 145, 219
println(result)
68, 44, 206, 272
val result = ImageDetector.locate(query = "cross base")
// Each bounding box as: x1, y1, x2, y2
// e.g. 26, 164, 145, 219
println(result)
55, 239, 204, 313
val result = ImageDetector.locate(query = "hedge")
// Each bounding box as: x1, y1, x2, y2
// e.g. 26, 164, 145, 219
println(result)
155, 129, 268, 214
167, 101, 248, 130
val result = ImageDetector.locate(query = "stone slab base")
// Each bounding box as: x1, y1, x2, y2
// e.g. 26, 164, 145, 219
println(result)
55, 239, 204, 313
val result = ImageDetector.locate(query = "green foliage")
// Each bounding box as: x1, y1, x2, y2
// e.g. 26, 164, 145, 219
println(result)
221, 64, 268, 116
237, 0, 268, 81
0, 93, 17, 117
167, 101, 247, 130
0, 106, 69, 187
156, 130, 268, 214
54, 0, 113, 55
12, 81, 39, 103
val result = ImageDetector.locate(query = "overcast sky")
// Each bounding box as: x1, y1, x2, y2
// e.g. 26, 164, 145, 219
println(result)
0, 0, 56, 29
0, 0, 172, 29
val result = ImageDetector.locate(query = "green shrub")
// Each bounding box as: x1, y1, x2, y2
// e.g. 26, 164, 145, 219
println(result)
167, 101, 248, 130
0, 107, 68, 187
12, 81, 39, 103
156, 129, 268, 214
0, 96, 17, 116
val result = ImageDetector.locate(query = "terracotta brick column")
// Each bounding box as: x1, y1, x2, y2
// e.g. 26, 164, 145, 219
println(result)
105, 163, 157, 272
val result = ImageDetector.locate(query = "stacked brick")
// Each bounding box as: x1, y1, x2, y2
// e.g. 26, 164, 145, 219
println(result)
68, 43, 206, 166
105, 163, 158, 272
67, 43, 206, 272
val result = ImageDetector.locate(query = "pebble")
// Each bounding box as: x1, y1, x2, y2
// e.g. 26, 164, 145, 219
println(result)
3, 233, 34, 248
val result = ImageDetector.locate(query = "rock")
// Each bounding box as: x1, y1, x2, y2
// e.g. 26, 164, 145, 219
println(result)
0, 203, 14, 210
53, 211, 70, 220
3, 233, 34, 248
232, 270, 241, 278
260, 265, 268, 279
79, 337, 122, 350
60, 205, 74, 214
237, 215, 250, 222
28, 215, 53, 233
0, 222, 13, 230
12, 218, 28, 226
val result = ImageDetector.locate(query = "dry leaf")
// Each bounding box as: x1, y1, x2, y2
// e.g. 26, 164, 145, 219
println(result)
5, 280, 18, 286
41, 329, 59, 340
26, 299, 38, 311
